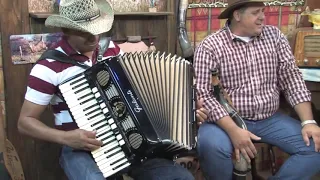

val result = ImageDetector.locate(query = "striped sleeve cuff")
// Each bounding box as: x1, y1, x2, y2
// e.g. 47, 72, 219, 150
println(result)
287, 89, 311, 107
205, 98, 229, 122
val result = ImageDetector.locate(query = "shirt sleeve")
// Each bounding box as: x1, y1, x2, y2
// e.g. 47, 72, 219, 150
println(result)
276, 31, 311, 107
25, 63, 56, 105
194, 43, 229, 122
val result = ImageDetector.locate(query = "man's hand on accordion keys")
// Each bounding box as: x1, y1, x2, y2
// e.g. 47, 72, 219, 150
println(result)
63, 129, 103, 151
196, 98, 209, 125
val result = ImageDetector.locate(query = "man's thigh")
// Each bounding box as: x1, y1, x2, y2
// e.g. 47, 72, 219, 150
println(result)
197, 122, 233, 158
59, 146, 105, 180
254, 112, 317, 154
128, 158, 194, 180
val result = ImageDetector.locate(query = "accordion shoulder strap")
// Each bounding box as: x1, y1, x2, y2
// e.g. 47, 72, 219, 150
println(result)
37, 49, 91, 69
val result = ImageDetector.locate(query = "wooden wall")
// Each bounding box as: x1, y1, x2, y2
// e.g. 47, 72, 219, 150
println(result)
0, 0, 177, 179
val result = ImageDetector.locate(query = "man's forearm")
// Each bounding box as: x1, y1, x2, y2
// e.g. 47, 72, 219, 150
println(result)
18, 117, 67, 145
216, 116, 239, 134
294, 101, 314, 122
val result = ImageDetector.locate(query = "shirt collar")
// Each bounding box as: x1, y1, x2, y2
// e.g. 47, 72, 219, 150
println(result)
56, 35, 99, 63
224, 20, 265, 42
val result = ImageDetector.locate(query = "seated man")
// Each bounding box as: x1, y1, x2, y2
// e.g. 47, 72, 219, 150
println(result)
17, 0, 208, 179
194, 0, 320, 179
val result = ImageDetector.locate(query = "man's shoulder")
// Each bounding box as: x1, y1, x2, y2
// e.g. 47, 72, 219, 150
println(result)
197, 28, 228, 51
262, 25, 282, 37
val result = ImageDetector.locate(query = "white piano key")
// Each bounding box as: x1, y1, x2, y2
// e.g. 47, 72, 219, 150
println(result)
92, 141, 119, 158
95, 147, 122, 163
64, 88, 92, 101
69, 99, 98, 112
111, 124, 117, 130
92, 141, 118, 157
95, 92, 101, 98
60, 78, 87, 93
116, 134, 123, 140
59, 75, 85, 92
102, 162, 130, 178
100, 103, 107, 109
66, 94, 95, 108
97, 131, 113, 141
97, 152, 125, 166
103, 108, 109, 114
92, 87, 98, 93
77, 114, 106, 128
108, 118, 114, 124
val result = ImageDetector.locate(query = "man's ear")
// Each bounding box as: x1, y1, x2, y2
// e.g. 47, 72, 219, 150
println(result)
233, 10, 241, 22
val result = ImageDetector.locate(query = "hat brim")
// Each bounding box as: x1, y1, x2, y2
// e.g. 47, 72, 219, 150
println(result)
218, 0, 267, 19
45, 12, 114, 35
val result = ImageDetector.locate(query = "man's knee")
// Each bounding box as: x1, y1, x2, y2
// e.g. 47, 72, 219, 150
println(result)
197, 123, 233, 158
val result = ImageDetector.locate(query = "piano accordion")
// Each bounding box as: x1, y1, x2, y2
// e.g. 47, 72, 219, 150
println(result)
58, 52, 197, 178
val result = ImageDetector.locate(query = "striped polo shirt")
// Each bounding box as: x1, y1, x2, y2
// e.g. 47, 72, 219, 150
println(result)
25, 36, 123, 130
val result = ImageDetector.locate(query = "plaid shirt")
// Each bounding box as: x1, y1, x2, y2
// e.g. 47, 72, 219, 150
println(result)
194, 23, 311, 122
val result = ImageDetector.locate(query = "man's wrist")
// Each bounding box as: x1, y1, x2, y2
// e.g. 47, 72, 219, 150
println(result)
301, 120, 318, 127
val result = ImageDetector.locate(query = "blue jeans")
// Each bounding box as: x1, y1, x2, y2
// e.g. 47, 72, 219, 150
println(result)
197, 112, 320, 180
59, 146, 194, 180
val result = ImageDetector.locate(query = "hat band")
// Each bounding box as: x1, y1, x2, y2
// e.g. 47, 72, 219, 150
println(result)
73, 11, 101, 23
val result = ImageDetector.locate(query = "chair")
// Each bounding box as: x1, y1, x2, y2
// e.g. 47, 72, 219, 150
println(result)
251, 143, 277, 179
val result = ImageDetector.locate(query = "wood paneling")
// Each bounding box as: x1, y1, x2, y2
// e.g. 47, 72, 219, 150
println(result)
1, 0, 177, 179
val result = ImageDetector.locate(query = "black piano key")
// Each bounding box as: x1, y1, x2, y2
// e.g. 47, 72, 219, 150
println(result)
104, 146, 119, 154
74, 85, 90, 94
72, 81, 87, 90
106, 149, 122, 158
80, 97, 96, 105
111, 157, 127, 167
85, 107, 101, 116
83, 104, 98, 112
88, 112, 104, 120
70, 76, 85, 85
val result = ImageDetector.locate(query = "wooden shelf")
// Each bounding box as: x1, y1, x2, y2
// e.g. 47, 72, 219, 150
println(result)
29, 11, 174, 19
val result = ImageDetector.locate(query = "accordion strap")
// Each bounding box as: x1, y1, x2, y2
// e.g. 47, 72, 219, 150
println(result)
36, 49, 91, 101
38, 49, 91, 69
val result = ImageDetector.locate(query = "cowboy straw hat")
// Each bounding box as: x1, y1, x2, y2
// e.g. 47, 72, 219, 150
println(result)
45, 0, 114, 35
218, 0, 270, 19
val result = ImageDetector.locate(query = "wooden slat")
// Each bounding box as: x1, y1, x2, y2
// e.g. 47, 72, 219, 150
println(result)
29, 11, 174, 18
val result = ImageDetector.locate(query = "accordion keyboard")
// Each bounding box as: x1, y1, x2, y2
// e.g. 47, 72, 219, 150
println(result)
59, 74, 131, 178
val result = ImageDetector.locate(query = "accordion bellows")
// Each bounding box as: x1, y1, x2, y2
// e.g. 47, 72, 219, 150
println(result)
58, 52, 196, 178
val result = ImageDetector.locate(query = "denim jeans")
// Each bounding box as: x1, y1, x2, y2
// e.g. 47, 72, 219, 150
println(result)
59, 146, 194, 180
197, 112, 320, 180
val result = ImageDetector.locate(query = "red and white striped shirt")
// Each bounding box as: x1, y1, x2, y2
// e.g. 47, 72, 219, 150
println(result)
194, 23, 311, 122
25, 36, 123, 130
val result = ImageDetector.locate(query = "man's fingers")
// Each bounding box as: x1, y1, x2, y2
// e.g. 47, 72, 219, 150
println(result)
245, 147, 255, 159
312, 134, 320, 152
86, 138, 103, 147
249, 132, 261, 141
302, 131, 310, 146
84, 130, 97, 138
196, 98, 204, 109
196, 109, 206, 121
248, 142, 257, 156
240, 148, 250, 163
85, 143, 100, 151
235, 149, 240, 162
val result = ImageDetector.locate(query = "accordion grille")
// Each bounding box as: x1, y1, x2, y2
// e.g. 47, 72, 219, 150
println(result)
118, 52, 194, 149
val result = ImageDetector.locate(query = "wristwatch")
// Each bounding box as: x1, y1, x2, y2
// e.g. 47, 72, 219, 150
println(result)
301, 120, 318, 127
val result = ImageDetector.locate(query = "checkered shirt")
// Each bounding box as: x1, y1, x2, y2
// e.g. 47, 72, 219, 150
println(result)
194, 23, 311, 122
